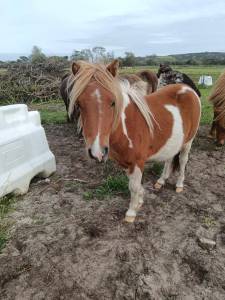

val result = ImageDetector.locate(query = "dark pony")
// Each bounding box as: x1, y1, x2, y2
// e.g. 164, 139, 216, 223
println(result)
157, 63, 201, 97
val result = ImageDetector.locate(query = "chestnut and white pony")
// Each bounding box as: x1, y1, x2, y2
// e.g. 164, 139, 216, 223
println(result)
67, 60, 201, 222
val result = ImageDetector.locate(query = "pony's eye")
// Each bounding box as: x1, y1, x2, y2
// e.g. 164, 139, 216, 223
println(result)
111, 101, 115, 107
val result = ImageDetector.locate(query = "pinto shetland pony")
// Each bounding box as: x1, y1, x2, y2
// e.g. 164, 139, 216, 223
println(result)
208, 70, 225, 145
67, 60, 201, 222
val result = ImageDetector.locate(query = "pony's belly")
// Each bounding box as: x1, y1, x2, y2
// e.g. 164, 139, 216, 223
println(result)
150, 105, 184, 162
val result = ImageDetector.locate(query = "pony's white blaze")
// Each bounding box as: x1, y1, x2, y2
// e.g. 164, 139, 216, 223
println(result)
91, 133, 102, 161
121, 92, 133, 148
151, 105, 184, 161
90, 89, 103, 161
93, 88, 102, 104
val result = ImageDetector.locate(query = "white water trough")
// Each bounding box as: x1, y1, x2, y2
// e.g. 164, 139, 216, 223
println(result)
0, 104, 56, 198
198, 75, 213, 86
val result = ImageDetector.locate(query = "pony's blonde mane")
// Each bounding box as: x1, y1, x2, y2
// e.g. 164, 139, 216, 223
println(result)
67, 61, 156, 133
119, 79, 157, 133
209, 70, 225, 121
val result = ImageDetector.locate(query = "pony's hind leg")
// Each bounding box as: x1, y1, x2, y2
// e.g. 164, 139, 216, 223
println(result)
176, 140, 193, 193
154, 159, 173, 190
208, 111, 217, 139
125, 165, 144, 223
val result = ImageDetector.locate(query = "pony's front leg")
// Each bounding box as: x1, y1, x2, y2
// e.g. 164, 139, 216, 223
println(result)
125, 165, 144, 223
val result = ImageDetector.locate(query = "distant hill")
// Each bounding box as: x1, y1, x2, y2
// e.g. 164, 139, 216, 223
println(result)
129, 52, 225, 66
171, 52, 225, 59
168, 52, 225, 64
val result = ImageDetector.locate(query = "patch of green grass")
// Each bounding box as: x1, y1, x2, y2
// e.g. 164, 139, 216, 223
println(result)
83, 175, 129, 200
83, 191, 94, 201
202, 216, 216, 228
0, 194, 16, 218
199, 87, 213, 125
0, 194, 17, 252
29, 100, 67, 124
39, 109, 67, 124
151, 162, 164, 176
0, 233, 7, 253
0, 231, 8, 252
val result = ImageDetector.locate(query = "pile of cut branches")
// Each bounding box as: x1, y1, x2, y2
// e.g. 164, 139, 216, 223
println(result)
0, 61, 70, 103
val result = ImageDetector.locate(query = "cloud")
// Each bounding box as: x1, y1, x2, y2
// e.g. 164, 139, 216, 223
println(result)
0, 0, 225, 56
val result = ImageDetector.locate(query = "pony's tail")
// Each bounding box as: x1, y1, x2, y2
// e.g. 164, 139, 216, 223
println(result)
172, 152, 180, 172
136, 70, 158, 93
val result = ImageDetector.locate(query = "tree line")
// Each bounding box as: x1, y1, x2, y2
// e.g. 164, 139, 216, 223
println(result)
3, 46, 225, 66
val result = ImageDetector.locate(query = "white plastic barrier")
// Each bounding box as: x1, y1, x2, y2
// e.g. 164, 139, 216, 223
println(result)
198, 75, 213, 86
0, 104, 56, 197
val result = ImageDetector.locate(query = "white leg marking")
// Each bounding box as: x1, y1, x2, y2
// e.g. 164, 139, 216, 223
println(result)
176, 139, 193, 189
157, 158, 173, 186
125, 166, 144, 221
121, 92, 133, 148
151, 105, 184, 162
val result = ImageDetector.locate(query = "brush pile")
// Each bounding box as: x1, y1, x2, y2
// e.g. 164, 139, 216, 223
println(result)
0, 60, 69, 103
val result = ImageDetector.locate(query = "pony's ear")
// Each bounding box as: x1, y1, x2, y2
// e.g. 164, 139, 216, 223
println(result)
160, 63, 162, 67
72, 62, 80, 75
107, 59, 119, 77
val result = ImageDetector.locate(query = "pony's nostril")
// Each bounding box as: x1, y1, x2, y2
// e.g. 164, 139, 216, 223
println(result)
216, 142, 224, 147
103, 147, 109, 156
88, 148, 95, 159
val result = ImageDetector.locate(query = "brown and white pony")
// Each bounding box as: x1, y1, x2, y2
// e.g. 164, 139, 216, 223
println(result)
67, 60, 201, 222
208, 70, 225, 146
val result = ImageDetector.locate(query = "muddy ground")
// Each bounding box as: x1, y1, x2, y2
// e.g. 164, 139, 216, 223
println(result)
0, 124, 225, 300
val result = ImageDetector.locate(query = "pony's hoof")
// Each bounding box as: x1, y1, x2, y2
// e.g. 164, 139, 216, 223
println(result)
124, 216, 135, 223
208, 133, 215, 139
176, 187, 183, 193
154, 182, 162, 190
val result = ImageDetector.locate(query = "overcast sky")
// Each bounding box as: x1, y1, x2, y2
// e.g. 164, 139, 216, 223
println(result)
1, 0, 225, 59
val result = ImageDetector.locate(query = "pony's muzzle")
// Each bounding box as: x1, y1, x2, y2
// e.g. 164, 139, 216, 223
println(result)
88, 146, 109, 162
